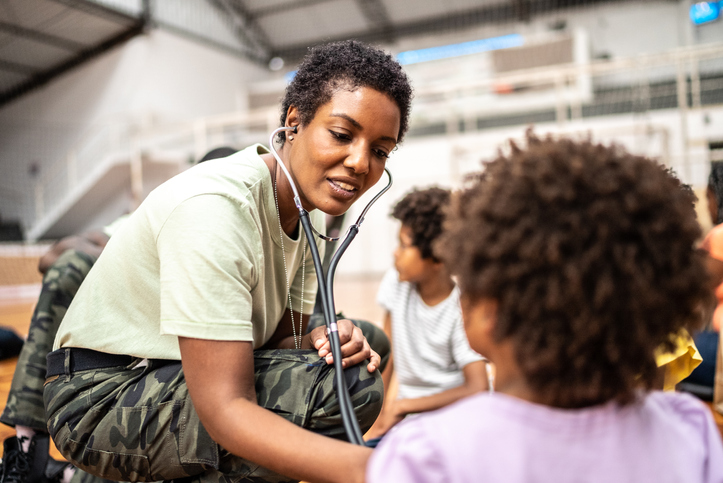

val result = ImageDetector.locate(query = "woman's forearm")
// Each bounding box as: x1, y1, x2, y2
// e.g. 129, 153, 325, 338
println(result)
180, 337, 372, 483
211, 396, 371, 483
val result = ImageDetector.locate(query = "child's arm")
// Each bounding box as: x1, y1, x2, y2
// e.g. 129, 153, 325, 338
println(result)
365, 312, 395, 438
380, 312, 395, 394
706, 253, 723, 288
382, 360, 488, 427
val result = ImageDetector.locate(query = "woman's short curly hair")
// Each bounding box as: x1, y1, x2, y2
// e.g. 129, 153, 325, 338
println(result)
279, 40, 412, 144
392, 187, 451, 261
436, 131, 710, 408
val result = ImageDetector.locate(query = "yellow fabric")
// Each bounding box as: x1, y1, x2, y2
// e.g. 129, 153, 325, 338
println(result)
655, 330, 703, 391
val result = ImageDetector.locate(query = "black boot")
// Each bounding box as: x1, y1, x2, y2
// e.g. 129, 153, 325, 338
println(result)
0, 435, 69, 483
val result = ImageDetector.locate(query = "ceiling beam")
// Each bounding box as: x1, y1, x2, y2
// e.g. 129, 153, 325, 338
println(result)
0, 21, 86, 52
48, 0, 143, 25
0, 22, 145, 108
0, 59, 37, 76
247, 0, 336, 20
512, 0, 532, 22
354, 0, 395, 44
207, 0, 273, 62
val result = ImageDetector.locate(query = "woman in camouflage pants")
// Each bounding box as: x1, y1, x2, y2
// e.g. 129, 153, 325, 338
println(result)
44, 40, 411, 483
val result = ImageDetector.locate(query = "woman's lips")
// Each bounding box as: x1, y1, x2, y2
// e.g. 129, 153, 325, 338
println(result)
327, 179, 358, 199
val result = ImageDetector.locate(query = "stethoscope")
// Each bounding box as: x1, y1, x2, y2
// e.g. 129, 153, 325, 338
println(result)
269, 126, 392, 445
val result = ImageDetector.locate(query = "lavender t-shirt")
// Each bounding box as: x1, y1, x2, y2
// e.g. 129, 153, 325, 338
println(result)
367, 391, 723, 483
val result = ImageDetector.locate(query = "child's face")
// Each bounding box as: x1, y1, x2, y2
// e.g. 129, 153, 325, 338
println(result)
393, 224, 438, 284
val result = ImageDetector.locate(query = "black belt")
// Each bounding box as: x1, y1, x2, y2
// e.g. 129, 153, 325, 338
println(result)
46, 348, 135, 378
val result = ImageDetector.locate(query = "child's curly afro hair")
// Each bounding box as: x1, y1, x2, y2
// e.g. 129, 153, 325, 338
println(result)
436, 131, 711, 408
392, 187, 451, 261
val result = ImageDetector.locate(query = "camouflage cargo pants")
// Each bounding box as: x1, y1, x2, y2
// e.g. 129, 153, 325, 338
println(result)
44, 316, 388, 483
0, 249, 96, 432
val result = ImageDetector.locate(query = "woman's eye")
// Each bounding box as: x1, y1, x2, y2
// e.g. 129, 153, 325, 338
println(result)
330, 131, 351, 141
374, 149, 390, 159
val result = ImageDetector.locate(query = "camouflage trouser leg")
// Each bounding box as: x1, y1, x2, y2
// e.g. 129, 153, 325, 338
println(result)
44, 347, 384, 483
0, 249, 96, 431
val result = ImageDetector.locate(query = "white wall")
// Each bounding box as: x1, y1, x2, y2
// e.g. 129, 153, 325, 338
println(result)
0, 28, 271, 232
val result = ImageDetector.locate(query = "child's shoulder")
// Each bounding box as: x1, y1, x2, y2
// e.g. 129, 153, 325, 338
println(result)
418, 390, 714, 434
644, 390, 715, 429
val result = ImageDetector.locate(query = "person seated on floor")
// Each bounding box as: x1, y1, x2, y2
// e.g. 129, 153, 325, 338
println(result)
342, 131, 723, 483
0, 146, 237, 483
366, 187, 489, 445
653, 174, 704, 393
678, 161, 723, 399
0, 244, 115, 483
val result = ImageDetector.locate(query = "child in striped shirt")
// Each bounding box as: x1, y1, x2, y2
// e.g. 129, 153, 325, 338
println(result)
366, 187, 489, 442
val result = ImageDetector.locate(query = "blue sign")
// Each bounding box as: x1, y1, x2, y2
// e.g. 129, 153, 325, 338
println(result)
690, 1, 720, 25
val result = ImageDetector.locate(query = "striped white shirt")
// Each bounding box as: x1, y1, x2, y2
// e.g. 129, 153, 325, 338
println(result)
377, 268, 483, 400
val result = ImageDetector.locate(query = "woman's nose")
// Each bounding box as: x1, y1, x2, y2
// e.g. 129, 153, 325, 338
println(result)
343, 144, 370, 174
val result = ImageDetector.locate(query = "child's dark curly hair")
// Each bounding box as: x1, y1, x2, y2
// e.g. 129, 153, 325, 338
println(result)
392, 187, 450, 261
279, 40, 413, 144
436, 132, 710, 408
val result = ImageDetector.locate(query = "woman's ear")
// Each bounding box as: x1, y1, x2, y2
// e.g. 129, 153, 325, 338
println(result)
285, 106, 300, 132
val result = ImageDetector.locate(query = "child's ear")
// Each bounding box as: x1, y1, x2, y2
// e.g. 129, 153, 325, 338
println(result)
461, 296, 497, 357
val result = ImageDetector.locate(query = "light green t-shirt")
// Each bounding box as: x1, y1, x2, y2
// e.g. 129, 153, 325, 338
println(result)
54, 144, 325, 360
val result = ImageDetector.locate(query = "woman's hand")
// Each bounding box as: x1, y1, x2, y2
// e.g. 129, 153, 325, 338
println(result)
305, 319, 381, 373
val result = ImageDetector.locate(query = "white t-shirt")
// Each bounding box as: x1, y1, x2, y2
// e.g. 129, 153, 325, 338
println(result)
55, 144, 324, 360
377, 268, 483, 399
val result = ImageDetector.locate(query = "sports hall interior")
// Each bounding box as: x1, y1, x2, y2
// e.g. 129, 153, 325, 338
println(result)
1, 0, 723, 461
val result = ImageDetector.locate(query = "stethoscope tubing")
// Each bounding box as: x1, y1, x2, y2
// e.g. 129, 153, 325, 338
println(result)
269, 126, 392, 445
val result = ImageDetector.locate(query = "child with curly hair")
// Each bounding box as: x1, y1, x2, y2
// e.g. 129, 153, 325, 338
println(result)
366, 187, 489, 441
360, 133, 723, 482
